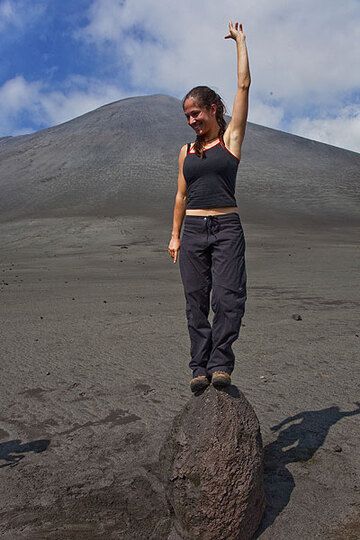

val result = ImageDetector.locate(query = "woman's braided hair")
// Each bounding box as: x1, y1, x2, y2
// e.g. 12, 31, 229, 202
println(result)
182, 86, 227, 159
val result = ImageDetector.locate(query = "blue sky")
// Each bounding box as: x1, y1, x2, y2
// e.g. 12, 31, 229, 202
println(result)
0, 0, 359, 152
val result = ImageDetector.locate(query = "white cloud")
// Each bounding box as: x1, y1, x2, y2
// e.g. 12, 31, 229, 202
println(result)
77, 0, 127, 43
78, 0, 360, 101
76, 0, 360, 152
0, 0, 16, 27
249, 100, 285, 129
0, 75, 127, 136
0, 0, 14, 17
38, 75, 127, 125
0, 75, 41, 111
290, 105, 360, 153
0, 0, 45, 33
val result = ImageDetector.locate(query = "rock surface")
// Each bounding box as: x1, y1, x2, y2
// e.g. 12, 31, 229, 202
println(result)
159, 385, 265, 540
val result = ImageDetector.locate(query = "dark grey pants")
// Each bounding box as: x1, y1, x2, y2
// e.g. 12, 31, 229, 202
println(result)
179, 212, 247, 378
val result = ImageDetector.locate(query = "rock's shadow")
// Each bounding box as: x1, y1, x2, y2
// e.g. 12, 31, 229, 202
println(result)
0, 439, 50, 468
255, 403, 360, 537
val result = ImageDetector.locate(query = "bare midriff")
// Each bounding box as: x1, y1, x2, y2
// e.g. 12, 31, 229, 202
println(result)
185, 206, 239, 216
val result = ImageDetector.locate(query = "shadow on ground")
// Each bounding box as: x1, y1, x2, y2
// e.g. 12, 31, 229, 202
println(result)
0, 438, 50, 468
255, 403, 360, 537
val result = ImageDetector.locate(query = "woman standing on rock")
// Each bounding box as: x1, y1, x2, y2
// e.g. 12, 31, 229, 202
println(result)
168, 21, 251, 393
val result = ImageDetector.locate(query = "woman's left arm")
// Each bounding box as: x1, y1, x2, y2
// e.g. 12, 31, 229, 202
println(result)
224, 22, 251, 158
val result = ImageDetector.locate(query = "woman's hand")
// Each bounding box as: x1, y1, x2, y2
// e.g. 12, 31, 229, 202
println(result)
224, 21, 246, 42
168, 237, 181, 264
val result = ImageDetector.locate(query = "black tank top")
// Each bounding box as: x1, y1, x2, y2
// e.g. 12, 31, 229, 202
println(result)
183, 139, 239, 209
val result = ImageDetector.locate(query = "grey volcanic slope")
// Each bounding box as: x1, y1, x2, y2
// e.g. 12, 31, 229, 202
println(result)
0, 94, 359, 226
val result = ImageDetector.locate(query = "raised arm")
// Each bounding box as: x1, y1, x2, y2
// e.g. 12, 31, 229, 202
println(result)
224, 21, 251, 159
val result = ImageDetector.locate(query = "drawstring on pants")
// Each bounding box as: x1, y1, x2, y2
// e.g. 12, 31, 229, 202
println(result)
203, 215, 220, 240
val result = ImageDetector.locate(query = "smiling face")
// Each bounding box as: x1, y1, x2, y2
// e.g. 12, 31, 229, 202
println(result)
183, 97, 218, 137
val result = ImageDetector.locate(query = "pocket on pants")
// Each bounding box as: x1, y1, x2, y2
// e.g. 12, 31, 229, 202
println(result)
211, 284, 246, 320
212, 231, 247, 295
179, 244, 212, 293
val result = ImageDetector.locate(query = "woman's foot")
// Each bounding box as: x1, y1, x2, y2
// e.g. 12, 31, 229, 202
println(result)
190, 375, 210, 393
211, 371, 231, 388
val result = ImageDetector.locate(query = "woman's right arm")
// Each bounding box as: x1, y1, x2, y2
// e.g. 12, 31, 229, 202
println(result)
168, 144, 188, 264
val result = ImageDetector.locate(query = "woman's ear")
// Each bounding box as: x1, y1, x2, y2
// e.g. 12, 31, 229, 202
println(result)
210, 103, 217, 116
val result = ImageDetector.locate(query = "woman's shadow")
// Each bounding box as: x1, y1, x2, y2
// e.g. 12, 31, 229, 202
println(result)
255, 402, 360, 536
0, 439, 50, 468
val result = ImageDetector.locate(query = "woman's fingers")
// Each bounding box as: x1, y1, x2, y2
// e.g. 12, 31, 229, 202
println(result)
173, 247, 179, 263
225, 20, 244, 40
168, 247, 179, 263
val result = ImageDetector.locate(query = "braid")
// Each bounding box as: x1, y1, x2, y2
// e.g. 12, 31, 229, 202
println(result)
182, 86, 227, 159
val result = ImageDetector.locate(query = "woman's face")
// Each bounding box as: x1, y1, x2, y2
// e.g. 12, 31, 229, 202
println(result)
183, 97, 217, 137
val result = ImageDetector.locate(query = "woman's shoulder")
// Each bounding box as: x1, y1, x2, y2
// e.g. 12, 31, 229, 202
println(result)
180, 142, 193, 150
178, 143, 189, 164
180, 142, 194, 155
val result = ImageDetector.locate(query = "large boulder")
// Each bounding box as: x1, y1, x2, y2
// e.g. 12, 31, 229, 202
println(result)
159, 385, 265, 540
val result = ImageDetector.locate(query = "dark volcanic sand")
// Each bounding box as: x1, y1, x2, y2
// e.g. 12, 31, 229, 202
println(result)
0, 215, 359, 538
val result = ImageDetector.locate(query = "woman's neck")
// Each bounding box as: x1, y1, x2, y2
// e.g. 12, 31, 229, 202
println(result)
201, 130, 220, 144
203, 135, 219, 144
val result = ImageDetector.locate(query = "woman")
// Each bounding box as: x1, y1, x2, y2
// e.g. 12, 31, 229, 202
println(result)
168, 21, 251, 393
